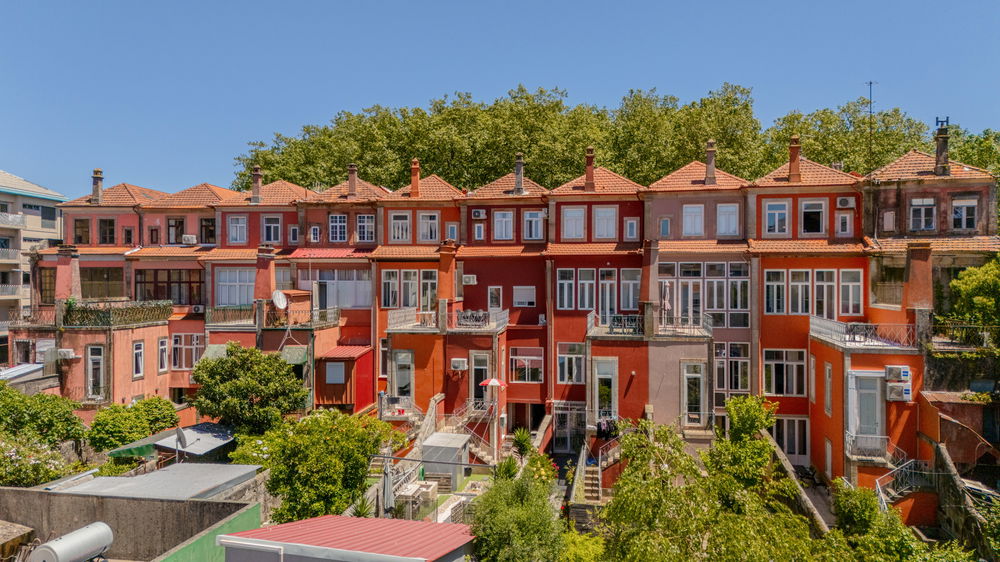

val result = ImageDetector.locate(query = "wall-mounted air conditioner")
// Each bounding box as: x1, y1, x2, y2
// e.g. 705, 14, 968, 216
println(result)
886, 382, 912, 402
181, 234, 198, 245
837, 197, 856, 209
885, 365, 911, 382
191, 305, 206, 314
451, 357, 469, 371
538, 314, 546, 326
471, 209, 487, 220
462, 274, 478, 285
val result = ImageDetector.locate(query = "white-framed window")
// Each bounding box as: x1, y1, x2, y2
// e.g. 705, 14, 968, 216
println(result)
764, 349, 806, 396
493, 211, 514, 241
262, 216, 281, 243
400, 270, 418, 308
765, 201, 788, 235
357, 214, 375, 243
658, 217, 670, 237
825, 438, 833, 479
473, 223, 485, 241
800, 199, 826, 235
593, 207, 617, 239
562, 206, 585, 240
310, 226, 320, 243
379, 338, 389, 378
839, 269, 863, 316
728, 343, 750, 392
419, 270, 437, 312
624, 217, 639, 241
227, 215, 247, 244
809, 355, 816, 403
215, 267, 254, 306
303, 268, 372, 308
513, 286, 535, 307
835, 211, 853, 237
577, 269, 595, 310
488, 286, 502, 310
132, 341, 144, 379
381, 270, 399, 308
706, 279, 726, 310
952, 198, 977, 230
909, 198, 935, 231
445, 222, 459, 242
171, 334, 204, 370
557, 269, 575, 310
824, 362, 832, 416
418, 212, 439, 242
288, 225, 300, 244
86, 346, 104, 399
764, 270, 786, 314
814, 269, 836, 320
771, 417, 809, 462
557, 343, 585, 384
390, 212, 411, 242
325, 362, 345, 384
620, 269, 641, 310
522, 211, 544, 241
682, 204, 704, 236
728, 277, 749, 328
329, 214, 347, 242
510, 347, 543, 383
716, 203, 739, 236
158, 338, 168, 373
789, 270, 810, 315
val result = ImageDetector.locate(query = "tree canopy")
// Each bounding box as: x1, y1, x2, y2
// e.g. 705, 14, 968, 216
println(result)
946, 255, 1000, 325
471, 473, 565, 562
0, 381, 85, 445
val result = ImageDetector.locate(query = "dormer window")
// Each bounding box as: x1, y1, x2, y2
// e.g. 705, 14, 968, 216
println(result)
952, 198, 977, 230
765, 202, 788, 235
909, 198, 935, 231
493, 211, 513, 241
593, 207, 617, 239
523, 211, 544, 241
800, 200, 826, 235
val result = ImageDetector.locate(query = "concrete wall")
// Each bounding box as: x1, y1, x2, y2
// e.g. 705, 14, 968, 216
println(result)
647, 341, 708, 426
932, 441, 995, 560
155, 503, 261, 562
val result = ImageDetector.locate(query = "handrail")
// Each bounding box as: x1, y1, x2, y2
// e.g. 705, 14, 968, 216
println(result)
811, 316, 915, 347
206, 304, 255, 325
933, 323, 1000, 348
0, 248, 21, 260
845, 431, 888, 459
656, 315, 713, 336
874, 459, 934, 511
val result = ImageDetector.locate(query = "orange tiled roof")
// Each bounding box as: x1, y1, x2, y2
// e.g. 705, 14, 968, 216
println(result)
550, 167, 644, 195
385, 175, 463, 201
320, 345, 372, 360
216, 180, 316, 206
754, 158, 858, 188
867, 236, 1000, 255
126, 246, 216, 259
456, 244, 546, 258
544, 242, 643, 256
62, 183, 169, 207
467, 174, 548, 199
315, 178, 389, 202
370, 245, 441, 260
748, 238, 865, 254
287, 247, 375, 260
37, 246, 133, 256
197, 247, 293, 261
142, 183, 240, 208
649, 161, 746, 191
867, 150, 995, 182
657, 240, 749, 254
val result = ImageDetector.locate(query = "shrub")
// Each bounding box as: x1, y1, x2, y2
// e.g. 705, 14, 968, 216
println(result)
97, 457, 141, 476
524, 452, 558, 484
559, 531, 604, 562
471, 476, 563, 561
131, 396, 179, 433
512, 427, 533, 457
0, 382, 85, 445
493, 456, 519, 480
832, 478, 880, 536
0, 435, 71, 487
87, 404, 151, 452
351, 495, 374, 518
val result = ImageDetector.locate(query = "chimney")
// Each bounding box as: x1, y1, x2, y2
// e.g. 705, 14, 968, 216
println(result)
934, 126, 950, 176
91, 169, 103, 205
584, 147, 596, 192
704, 140, 717, 185
904, 241, 934, 310
513, 153, 525, 195
250, 165, 262, 205
788, 135, 802, 183
347, 163, 358, 197
410, 158, 421, 198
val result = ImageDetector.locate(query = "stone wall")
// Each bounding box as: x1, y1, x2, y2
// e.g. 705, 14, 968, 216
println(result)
209, 468, 278, 524
761, 430, 830, 537
932, 441, 995, 560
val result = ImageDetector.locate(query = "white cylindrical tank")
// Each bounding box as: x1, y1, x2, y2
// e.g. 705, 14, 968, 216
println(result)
28, 522, 114, 562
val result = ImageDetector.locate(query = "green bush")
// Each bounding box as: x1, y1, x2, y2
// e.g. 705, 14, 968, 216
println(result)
0, 382, 85, 445
832, 478, 880, 536
0, 435, 71, 487
493, 456, 519, 480
87, 404, 151, 452
471, 476, 563, 561
97, 457, 141, 476
559, 531, 604, 562
131, 396, 179, 433
512, 427, 533, 457
524, 452, 557, 484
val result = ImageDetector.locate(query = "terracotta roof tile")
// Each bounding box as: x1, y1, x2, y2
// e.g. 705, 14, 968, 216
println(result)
198, 247, 293, 261
37, 246, 132, 256
754, 158, 858, 188
142, 183, 240, 208
550, 167, 644, 195
127, 246, 216, 259
544, 242, 643, 256
62, 183, 169, 207
370, 245, 440, 260
385, 175, 463, 201
657, 240, 749, 254
287, 247, 374, 260
867, 150, 995, 182
749, 238, 865, 254
320, 345, 372, 360
649, 161, 746, 191
467, 173, 548, 199
867, 236, 1000, 255
216, 180, 316, 206
456, 244, 546, 258
314, 177, 388, 202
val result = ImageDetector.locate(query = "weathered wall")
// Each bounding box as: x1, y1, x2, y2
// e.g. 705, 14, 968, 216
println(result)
154, 503, 261, 562
209, 469, 279, 525
932, 441, 995, 560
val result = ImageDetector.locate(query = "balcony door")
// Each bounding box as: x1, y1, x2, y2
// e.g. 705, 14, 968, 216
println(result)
854, 376, 883, 437
598, 269, 617, 325
682, 361, 706, 425
679, 280, 701, 325
470, 352, 490, 403
393, 350, 413, 398
658, 280, 674, 325
594, 357, 617, 420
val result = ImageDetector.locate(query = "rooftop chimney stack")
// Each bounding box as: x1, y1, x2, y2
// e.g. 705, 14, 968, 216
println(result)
704, 140, 717, 185
91, 169, 103, 205
513, 153, 525, 195
410, 158, 421, 198
584, 147, 596, 192
250, 166, 262, 205
788, 135, 802, 183
934, 126, 950, 176
347, 163, 358, 197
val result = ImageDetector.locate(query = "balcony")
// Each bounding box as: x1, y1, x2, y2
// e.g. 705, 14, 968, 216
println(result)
263, 307, 340, 329
931, 322, 1000, 351
0, 213, 26, 229
654, 315, 714, 338
0, 248, 21, 262
873, 282, 903, 306
587, 313, 645, 338
447, 308, 508, 333
809, 316, 916, 349
12, 307, 56, 328
206, 305, 256, 327
0, 284, 21, 298
63, 300, 173, 328
386, 307, 439, 332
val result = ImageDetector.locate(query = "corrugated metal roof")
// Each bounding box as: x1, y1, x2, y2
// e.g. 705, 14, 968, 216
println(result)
320, 345, 372, 360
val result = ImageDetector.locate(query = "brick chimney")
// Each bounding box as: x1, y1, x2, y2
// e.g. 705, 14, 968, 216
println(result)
584, 147, 596, 192
934, 126, 950, 176
410, 158, 421, 198
250, 166, 262, 205
54, 245, 82, 300
788, 135, 802, 183
513, 153, 525, 195
91, 169, 103, 205
347, 163, 358, 197
254, 244, 276, 300
904, 241, 934, 310
704, 140, 717, 185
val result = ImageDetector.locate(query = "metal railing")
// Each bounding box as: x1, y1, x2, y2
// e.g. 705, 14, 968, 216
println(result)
264, 307, 340, 328
63, 300, 173, 327
656, 315, 714, 337
448, 309, 508, 332
873, 282, 903, 306
0, 284, 20, 296
845, 431, 888, 459
12, 307, 56, 327
0, 248, 21, 261
381, 394, 424, 418
933, 323, 1000, 349
810, 316, 915, 348
206, 304, 255, 326
605, 314, 643, 335
875, 459, 933, 511
0, 213, 26, 228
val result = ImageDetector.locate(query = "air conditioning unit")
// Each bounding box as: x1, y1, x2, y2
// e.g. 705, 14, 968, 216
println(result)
462, 274, 478, 285
450, 357, 469, 371
181, 234, 198, 245
57, 348, 77, 360
191, 305, 206, 314
471, 209, 487, 220
837, 197, 856, 209
885, 365, 911, 382
886, 382, 912, 402
538, 314, 546, 326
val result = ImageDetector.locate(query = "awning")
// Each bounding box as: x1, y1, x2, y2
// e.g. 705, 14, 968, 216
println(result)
281, 345, 309, 365
109, 443, 157, 459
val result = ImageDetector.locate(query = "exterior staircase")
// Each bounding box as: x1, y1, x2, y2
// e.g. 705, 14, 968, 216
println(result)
875, 459, 934, 510
583, 465, 602, 502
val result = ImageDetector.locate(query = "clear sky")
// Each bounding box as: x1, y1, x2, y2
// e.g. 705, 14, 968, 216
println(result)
1, 0, 997, 200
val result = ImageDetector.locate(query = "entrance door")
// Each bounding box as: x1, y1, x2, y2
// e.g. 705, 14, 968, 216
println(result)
393, 350, 413, 397
771, 417, 809, 465
553, 404, 586, 453
856, 377, 883, 436
471, 352, 490, 404
659, 280, 675, 325
682, 362, 705, 425
679, 280, 701, 325
598, 269, 617, 325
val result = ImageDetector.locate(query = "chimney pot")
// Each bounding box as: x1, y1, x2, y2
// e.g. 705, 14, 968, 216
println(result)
934, 126, 950, 176
513, 153, 525, 195
250, 165, 262, 205
704, 140, 717, 185
91, 168, 103, 205
410, 158, 421, 198
788, 135, 802, 183
347, 163, 358, 196
584, 147, 596, 192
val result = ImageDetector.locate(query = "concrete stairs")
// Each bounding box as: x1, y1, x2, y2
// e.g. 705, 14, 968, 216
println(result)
368, 455, 386, 478
584, 466, 602, 503
469, 439, 496, 465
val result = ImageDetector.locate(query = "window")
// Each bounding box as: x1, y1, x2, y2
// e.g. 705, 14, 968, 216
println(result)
621, 269, 641, 310
418, 213, 439, 242
167, 218, 185, 244
577, 269, 595, 310
716, 204, 739, 236
836, 211, 853, 237
263, 216, 281, 243
379, 338, 389, 378
764, 270, 785, 314
86, 346, 104, 399
158, 338, 168, 373
728, 343, 750, 392
557, 269, 575, 310
593, 207, 617, 239
325, 362, 345, 384
99, 219, 115, 244
122, 227, 134, 245
728, 277, 749, 327
682, 205, 704, 236
523, 211, 544, 241
764, 349, 806, 396
73, 219, 90, 244
40, 205, 56, 229
814, 270, 836, 319
562, 207, 585, 239
513, 286, 536, 307
824, 362, 832, 415
789, 270, 810, 315
510, 347, 543, 382
800, 200, 826, 234
488, 286, 502, 310
706, 279, 726, 310
455, 261, 464, 300
658, 262, 676, 277
132, 341, 144, 379
445, 222, 459, 242
473, 223, 485, 240
275, 267, 292, 290
81, 268, 124, 299
679, 263, 702, 277
228, 216, 247, 244
149, 227, 160, 244
135, 269, 204, 305
658, 217, 671, 237
840, 269, 863, 316
765, 201, 788, 235
303, 268, 372, 308
557, 343, 585, 384
809, 355, 816, 403
953, 198, 977, 230
171, 334, 204, 370
310, 226, 320, 243
214, 267, 254, 306
39, 268, 55, 304
288, 225, 299, 244
329, 214, 347, 242
357, 215, 375, 242
419, 270, 437, 311
200, 218, 216, 244
909, 198, 935, 231
624, 217, 639, 241
770, 417, 809, 462
400, 270, 418, 308
883, 211, 896, 232
390, 213, 411, 242
381, 270, 399, 308
493, 211, 513, 240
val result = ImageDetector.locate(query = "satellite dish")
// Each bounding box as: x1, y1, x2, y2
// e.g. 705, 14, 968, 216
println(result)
175, 427, 188, 449
271, 290, 288, 310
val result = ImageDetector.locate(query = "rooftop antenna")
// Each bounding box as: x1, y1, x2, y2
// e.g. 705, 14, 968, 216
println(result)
865, 80, 878, 173
936, 116, 950, 128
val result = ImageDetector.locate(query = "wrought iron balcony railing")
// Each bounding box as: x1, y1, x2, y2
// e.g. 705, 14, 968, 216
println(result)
810, 316, 915, 348
63, 300, 174, 327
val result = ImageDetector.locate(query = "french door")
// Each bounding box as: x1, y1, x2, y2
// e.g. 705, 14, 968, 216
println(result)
598, 269, 617, 325
659, 280, 675, 325
679, 280, 702, 324
471, 352, 490, 403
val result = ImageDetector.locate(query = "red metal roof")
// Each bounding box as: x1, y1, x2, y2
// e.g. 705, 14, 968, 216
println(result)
37, 246, 132, 256
225, 515, 473, 560
320, 345, 372, 360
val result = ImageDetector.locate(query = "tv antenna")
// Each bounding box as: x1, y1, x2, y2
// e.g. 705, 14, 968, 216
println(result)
865, 80, 878, 173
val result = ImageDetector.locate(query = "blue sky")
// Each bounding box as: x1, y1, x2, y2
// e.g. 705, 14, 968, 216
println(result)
1, 0, 997, 200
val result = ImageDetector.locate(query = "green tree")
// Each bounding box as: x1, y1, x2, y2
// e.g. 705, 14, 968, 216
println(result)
131, 395, 179, 433
0, 435, 71, 486
0, 381, 85, 445
87, 404, 151, 452
946, 255, 1000, 325
230, 409, 404, 523
949, 126, 1000, 176
471, 476, 564, 561
559, 531, 604, 562
191, 342, 308, 434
